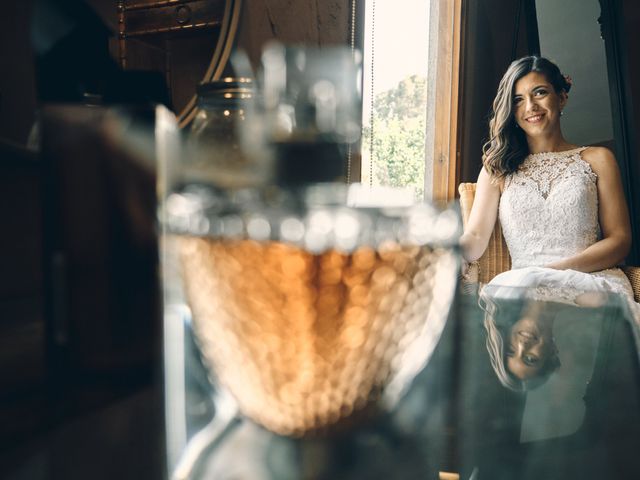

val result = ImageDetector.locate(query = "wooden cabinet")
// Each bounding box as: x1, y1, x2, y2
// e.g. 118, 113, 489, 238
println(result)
119, 0, 225, 35
117, 0, 242, 125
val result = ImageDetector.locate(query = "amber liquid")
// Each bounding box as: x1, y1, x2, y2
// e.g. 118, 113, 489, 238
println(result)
177, 236, 456, 436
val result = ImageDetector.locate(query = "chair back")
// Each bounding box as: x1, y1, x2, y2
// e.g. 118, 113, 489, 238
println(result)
622, 266, 640, 303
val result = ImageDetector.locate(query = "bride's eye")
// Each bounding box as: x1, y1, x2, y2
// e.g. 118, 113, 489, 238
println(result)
513, 96, 523, 105
523, 355, 539, 366
534, 88, 548, 97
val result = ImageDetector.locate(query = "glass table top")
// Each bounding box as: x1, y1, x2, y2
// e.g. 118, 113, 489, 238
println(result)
171, 286, 640, 479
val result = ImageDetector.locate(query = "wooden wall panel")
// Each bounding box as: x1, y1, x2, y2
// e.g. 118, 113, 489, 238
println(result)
236, 0, 351, 69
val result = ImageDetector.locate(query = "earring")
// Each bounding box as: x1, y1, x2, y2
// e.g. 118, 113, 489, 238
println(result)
560, 110, 564, 116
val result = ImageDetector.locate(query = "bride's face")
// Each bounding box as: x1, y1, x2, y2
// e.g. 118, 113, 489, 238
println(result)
506, 313, 557, 380
513, 71, 567, 138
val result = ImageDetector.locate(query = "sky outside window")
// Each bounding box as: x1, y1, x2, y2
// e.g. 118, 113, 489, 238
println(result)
361, 0, 430, 199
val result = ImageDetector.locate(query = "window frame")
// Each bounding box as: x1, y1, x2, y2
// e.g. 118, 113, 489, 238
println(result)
350, 0, 466, 202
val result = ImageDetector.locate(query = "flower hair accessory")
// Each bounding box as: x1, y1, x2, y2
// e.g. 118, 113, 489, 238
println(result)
563, 74, 573, 91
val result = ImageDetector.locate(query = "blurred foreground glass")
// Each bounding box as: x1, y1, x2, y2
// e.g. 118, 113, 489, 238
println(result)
160, 44, 461, 480
260, 43, 362, 185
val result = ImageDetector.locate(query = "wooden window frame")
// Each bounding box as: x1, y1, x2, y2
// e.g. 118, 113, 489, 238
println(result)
429, 0, 465, 201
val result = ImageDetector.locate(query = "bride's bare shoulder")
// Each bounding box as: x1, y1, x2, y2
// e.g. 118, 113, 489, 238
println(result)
579, 145, 618, 173
478, 167, 505, 193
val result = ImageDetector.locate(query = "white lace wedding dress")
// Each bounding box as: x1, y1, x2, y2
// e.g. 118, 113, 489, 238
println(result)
485, 147, 639, 323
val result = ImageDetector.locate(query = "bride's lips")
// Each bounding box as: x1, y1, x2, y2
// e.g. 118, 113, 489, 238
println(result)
525, 113, 545, 123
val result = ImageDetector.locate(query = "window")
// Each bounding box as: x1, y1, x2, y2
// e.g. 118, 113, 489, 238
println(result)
354, 0, 464, 201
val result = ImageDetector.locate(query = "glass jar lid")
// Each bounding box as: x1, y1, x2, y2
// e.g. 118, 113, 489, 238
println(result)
196, 77, 254, 100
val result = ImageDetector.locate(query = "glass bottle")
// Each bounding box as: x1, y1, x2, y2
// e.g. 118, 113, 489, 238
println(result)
184, 77, 268, 190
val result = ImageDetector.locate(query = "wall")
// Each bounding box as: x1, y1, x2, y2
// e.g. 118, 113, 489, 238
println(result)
236, 0, 351, 70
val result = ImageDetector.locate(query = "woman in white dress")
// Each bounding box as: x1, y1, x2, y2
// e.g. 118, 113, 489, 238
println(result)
460, 56, 638, 390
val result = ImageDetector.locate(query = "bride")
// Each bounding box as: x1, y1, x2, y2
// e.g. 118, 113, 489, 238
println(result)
460, 56, 640, 391
460, 55, 639, 389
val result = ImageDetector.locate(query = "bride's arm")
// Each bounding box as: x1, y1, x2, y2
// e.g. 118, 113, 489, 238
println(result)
546, 146, 632, 272
460, 167, 501, 262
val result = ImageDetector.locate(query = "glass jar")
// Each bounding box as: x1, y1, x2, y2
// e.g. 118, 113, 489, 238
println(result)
184, 77, 268, 190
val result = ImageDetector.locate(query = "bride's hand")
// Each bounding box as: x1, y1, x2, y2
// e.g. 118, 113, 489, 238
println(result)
460, 259, 479, 283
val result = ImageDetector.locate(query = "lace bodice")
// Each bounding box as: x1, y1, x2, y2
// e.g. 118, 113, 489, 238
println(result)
499, 147, 600, 269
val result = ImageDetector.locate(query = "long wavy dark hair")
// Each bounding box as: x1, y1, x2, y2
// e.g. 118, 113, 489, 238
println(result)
483, 56, 572, 179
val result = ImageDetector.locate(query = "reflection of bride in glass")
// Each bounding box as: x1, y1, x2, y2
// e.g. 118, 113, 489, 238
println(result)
481, 293, 561, 391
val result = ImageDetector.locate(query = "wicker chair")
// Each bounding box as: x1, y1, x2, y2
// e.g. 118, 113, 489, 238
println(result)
458, 182, 640, 302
